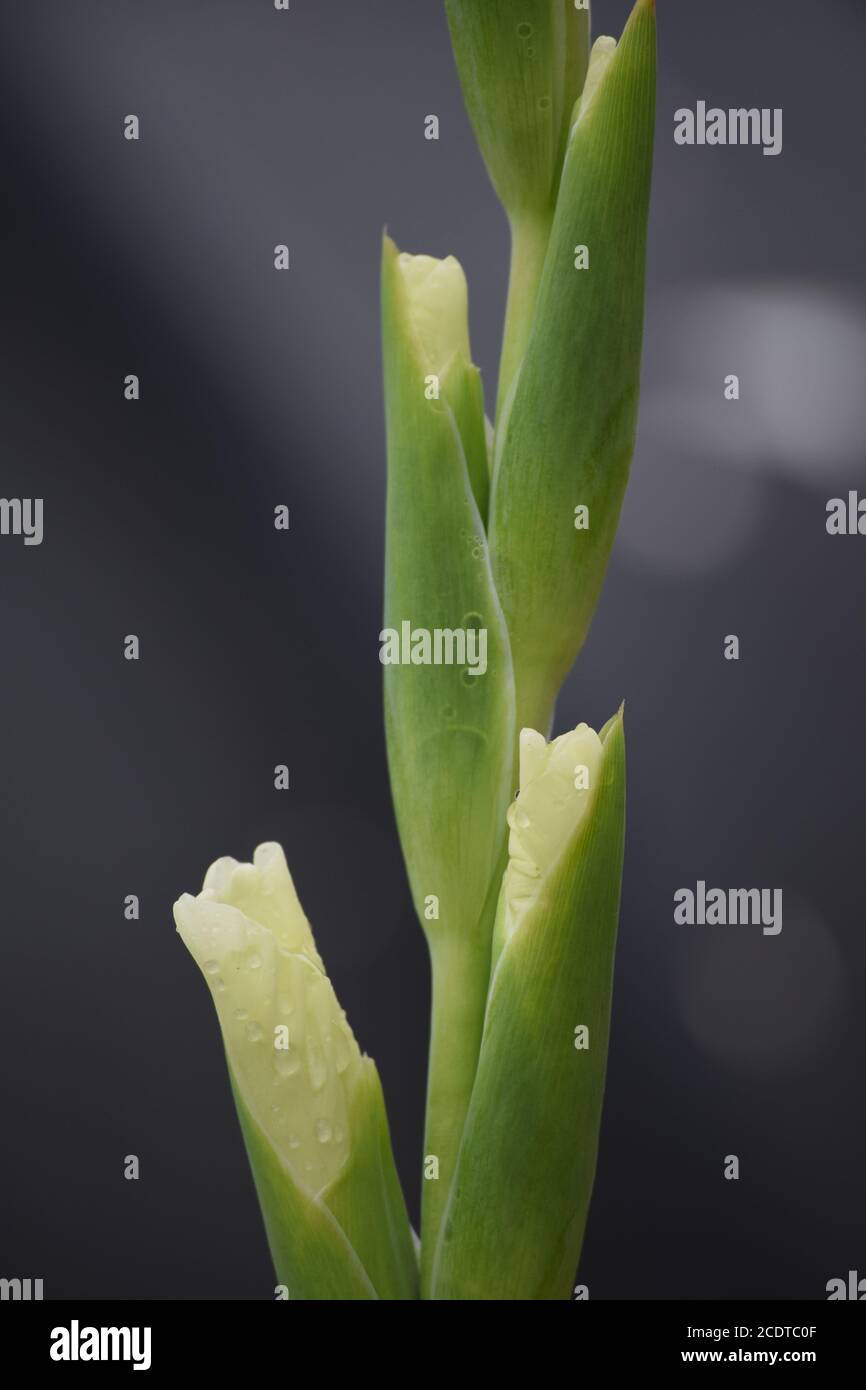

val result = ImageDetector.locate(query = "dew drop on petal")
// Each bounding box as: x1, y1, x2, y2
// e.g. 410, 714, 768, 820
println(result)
275, 1047, 301, 1077
315, 1119, 333, 1144
307, 1035, 328, 1091
334, 1028, 352, 1075
245, 1021, 264, 1043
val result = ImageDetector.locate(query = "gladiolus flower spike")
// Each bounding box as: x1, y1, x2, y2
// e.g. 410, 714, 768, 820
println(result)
175, 0, 655, 1302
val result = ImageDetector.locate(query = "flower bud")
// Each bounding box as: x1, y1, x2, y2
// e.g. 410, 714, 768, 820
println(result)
488, 0, 657, 733
431, 711, 626, 1300
445, 1, 592, 414
382, 237, 514, 943
445, 0, 590, 222
175, 842, 417, 1300
381, 235, 516, 1285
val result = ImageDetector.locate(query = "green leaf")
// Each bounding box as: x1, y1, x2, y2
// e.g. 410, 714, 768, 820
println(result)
431, 711, 626, 1300
175, 843, 418, 1300
488, 0, 657, 733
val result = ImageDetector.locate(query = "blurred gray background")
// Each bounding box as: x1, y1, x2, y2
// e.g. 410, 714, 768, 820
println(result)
1, 0, 864, 1299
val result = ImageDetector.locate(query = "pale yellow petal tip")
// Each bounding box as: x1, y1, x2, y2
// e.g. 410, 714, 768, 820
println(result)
518, 727, 547, 787
519, 727, 546, 750
571, 36, 618, 135
172, 892, 195, 939
394, 248, 471, 375
518, 721, 604, 793
178, 841, 318, 961
502, 720, 609, 940
201, 841, 288, 902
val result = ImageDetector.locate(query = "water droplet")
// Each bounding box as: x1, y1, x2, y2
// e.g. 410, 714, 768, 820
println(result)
334, 1027, 353, 1075
315, 1119, 333, 1144
288, 1132, 301, 1149
233, 1007, 249, 1022
203, 959, 220, 975
246, 951, 262, 970
508, 804, 531, 832
274, 1047, 301, 1077
245, 1021, 264, 1042
307, 1035, 328, 1091
214, 976, 226, 993
517, 22, 533, 38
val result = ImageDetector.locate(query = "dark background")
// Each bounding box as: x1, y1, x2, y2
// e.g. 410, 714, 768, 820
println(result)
1, 0, 864, 1299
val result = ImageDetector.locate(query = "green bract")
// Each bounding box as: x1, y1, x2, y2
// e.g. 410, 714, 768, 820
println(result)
381, 237, 515, 1290
445, 1, 591, 414
445, 0, 589, 222
174, 844, 418, 1300
489, 0, 657, 732
432, 712, 626, 1300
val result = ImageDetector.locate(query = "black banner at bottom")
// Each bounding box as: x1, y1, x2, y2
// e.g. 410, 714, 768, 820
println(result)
0, 1299, 861, 1374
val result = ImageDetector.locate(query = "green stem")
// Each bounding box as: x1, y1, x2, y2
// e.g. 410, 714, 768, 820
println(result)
420, 928, 490, 1297
495, 208, 554, 425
